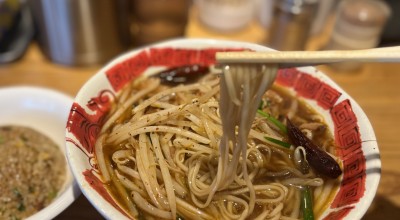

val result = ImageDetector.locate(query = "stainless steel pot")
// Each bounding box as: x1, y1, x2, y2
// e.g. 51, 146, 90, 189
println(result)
29, 0, 126, 66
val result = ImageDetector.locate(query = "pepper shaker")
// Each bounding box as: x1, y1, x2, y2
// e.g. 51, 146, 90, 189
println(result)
195, 0, 256, 32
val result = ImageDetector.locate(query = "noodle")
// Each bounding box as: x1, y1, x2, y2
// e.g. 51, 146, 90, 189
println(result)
95, 65, 340, 219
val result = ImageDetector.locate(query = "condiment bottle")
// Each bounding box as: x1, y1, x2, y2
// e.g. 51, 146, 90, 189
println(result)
325, 0, 391, 71
195, 0, 256, 32
268, 0, 318, 51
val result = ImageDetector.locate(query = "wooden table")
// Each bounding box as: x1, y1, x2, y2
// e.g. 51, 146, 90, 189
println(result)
1, 8, 400, 220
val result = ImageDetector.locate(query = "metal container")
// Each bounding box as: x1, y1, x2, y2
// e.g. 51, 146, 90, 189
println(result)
268, 0, 318, 51
29, 0, 126, 66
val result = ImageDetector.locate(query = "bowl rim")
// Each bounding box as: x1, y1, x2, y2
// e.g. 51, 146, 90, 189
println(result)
0, 85, 81, 220
66, 38, 381, 220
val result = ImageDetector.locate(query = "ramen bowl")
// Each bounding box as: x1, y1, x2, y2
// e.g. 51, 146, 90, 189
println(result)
65, 39, 380, 220
0, 86, 80, 220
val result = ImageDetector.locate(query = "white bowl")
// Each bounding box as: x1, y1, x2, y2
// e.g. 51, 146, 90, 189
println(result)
66, 39, 380, 220
0, 86, 80, 220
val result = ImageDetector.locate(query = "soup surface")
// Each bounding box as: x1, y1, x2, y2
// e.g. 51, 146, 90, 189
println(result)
96, 75, 341, 220
0, 126, 66, 219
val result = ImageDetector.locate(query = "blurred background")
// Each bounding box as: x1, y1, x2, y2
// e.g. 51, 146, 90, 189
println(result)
0, 0, 398, 69
0, 0, 399, 219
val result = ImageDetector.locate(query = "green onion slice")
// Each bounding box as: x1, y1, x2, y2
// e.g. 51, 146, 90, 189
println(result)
301, 186, 315, 220
257, 109, 287, 134
264, 137, 291, 148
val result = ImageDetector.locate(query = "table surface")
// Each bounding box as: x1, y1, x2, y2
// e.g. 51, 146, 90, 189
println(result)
1, 8, 400, 220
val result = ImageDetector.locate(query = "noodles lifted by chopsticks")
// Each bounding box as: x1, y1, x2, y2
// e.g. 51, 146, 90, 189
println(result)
207, 64, 278, 215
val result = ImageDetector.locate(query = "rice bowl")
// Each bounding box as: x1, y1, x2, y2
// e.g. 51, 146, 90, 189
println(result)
0, 86, 80, 220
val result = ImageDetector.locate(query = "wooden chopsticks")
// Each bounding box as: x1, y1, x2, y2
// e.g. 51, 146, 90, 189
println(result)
216, 46, 400, 68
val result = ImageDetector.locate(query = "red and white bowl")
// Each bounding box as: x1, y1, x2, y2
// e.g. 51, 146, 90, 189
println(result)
65, 39, 380, 220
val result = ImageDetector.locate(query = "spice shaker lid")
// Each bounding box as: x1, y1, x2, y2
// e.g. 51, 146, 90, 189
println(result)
339, 0, 391, 27
277, 0, 318, 14
333, 0, 391, 40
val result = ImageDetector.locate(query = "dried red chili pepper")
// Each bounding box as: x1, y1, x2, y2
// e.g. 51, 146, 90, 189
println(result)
287, 118, 342, 179
155, 64, 209, 85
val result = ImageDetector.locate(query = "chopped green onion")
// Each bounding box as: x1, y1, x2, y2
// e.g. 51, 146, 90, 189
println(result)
264, 137, 291, 148
17, 202, 25, 212
265, 100, 271, 108
258, 100, 265, 110
257, 109, 287, 134
301, 186, 315, 220
28, 186, 34, 193
258, 99, 271, 110
13, 188, 22, 199
47, 190, 58, 200
20, 135, 28, 142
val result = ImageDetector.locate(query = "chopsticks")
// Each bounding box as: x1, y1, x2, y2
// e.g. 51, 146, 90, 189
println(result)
215, 46, 400, 68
